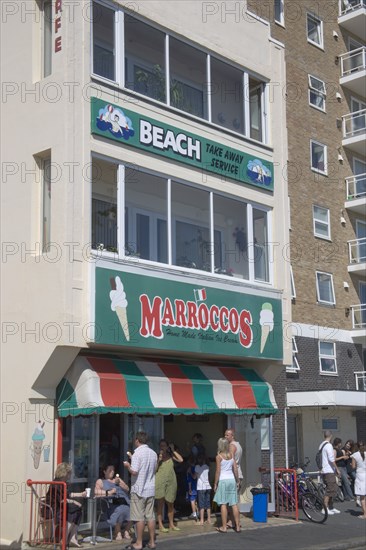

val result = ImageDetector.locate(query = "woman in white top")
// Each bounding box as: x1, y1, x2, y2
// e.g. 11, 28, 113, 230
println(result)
351, 440, 366, 519
213, 437, 241, 533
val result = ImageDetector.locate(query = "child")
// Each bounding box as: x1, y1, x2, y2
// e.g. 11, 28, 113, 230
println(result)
195, 454, 212, 525
186, 455, 198, 520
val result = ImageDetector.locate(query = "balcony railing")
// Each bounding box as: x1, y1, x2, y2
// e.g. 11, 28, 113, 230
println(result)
342, 108, 366, 138
346, 173, 366, 201
340, 0, 366, 16
350, 303, 366, 328
355, 371, 366, 390
346, 173, 366, 200
340, 47, 366, 76
348, 237, 366, 264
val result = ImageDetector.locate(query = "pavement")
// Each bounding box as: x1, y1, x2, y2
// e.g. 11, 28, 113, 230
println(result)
79, 500, 366, 550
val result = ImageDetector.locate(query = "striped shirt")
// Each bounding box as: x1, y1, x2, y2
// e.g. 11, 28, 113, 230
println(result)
130, 444, 157, 498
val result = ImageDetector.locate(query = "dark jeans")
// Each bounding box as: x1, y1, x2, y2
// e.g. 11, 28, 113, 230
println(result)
338, 466, 354, 500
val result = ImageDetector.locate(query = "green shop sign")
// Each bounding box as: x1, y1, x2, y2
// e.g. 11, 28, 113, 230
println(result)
94, 267, 283, 360
91, 98, 274, 192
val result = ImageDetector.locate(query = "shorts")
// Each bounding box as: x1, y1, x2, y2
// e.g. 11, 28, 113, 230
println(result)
322, 473, 338, 498
130, 494, 155, 522
197, 490, 211, 510
187, 491, 197, 502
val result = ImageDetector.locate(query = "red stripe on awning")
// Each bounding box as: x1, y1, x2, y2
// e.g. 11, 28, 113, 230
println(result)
219, 367, 257, 408
87, 357, 129, 408
158, 363, 198, 409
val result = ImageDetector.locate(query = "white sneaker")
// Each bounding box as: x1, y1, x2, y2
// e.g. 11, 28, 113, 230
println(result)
331, 508, 341, 514
327, 509, 336, 515
356, 498, 361, 507
321, 509, 326, 514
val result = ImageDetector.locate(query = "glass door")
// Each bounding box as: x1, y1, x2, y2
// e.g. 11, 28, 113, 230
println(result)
356, 220, 366, 263
360, 281, 366, 327
353, 158, 366, 197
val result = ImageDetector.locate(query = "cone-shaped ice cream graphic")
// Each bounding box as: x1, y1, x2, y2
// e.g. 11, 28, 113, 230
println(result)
110, 276, 130, 341
31, 421, 45, 469
259, 303, 274, 353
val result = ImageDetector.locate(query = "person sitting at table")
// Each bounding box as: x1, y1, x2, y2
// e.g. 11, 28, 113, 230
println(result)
46, 462, 86, 548
94, 464, 132, 541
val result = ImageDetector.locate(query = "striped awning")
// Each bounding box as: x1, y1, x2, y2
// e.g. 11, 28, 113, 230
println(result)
56, 356, 278, 417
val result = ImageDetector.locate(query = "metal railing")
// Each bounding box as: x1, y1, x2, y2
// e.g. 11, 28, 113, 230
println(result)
346, 173, 366, 200
340, 47, 366, 76
355, 371, 366, 390
340, 0, 366, 16
350, 303, 366, 328
348, 237, 366, 264
27, 480, 67, 550
342, 109, 366, 139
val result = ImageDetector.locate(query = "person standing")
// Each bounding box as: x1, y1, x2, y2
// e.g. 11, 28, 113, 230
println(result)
123, 432, 157, 550
155, 439, 183, 532
319, 430, 340, 515
332, 438, 354, 501
213, 438, 241, 533
195, 453, 212, 525
224, 429, 243, 529
351, 440, 366, 519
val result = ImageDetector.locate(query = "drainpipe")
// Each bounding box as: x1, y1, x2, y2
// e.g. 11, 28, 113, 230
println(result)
284, 406, 289, 469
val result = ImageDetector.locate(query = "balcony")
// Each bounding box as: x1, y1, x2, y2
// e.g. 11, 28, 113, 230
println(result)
355, 371, 366, 390
348, 237, 366, 272
339, 47, 366, 96
345, 173, 366, 214
342, 109, 366, 155
338, 0, 366, 41
350, 304, 366, 342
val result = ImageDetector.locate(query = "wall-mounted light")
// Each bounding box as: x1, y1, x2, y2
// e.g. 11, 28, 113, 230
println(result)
338, 153, 344, 162
336, 118, 342, 129
333, 30, 339, 39
340, 215, 347, 225
336, 92, 342, 102
335, 55, 339, 65
343, 281, 349, 289
345, 307, 350, 317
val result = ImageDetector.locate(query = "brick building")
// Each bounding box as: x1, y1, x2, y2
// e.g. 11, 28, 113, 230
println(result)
247, 0, 366, 467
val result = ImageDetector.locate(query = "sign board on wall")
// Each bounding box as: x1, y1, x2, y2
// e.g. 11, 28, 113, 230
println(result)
91, 98, 274, 192
94, 266, 283, 360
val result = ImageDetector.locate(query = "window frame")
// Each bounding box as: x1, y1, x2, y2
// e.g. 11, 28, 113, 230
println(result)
316, 271, 336, 305
274, 0, 285, 26
290, 265, 296, 299
91, 156, 273, 286
306, 12, 324, 49
41, 0, 52, 78
91, 0, 269, 145
41, 157, 52, 253
310, 139, 328, 175
308, 75, 326, 112
313, 205, 331, 240
319, 341, 338, 375
287, 337, 300, 372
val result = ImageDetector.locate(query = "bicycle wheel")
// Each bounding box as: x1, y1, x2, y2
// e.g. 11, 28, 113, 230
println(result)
301, 492, 328, 523
336, 486, 344, 502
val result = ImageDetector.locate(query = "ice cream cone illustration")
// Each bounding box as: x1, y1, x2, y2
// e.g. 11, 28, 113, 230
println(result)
110, 276, 130, 341
259, 303, 274, 353
31, 421, 45, 469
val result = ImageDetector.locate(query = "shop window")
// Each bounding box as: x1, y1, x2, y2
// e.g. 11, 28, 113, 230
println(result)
316, 271, 335, 305
319, 341, 337, 374
92, 158, 272, 285
310, 140, 327, 175
91, 2, 268, 144
308, 75, 326, 111
307, 12, 323, 49
313, 205, 330, 239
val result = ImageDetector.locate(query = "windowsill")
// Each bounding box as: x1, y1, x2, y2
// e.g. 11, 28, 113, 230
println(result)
309, 104, 326, 113
319, 372, 338, 376
307, 40, 324, 51
311, 168, 328, 177
314, 234, 332, 241
91, 250, 275, 290
274, 20, 285, 28
316, 301, 336, 307
90, 74, 274, 152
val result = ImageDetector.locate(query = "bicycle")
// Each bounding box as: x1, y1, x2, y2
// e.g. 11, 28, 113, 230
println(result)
276, 470, 327, 524
290, 458, 321, 498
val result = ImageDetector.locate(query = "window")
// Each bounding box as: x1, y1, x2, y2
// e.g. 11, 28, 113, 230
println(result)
42, 0, 52, 77
308, 75, 326, 111
287, 337, 300, 372
42, 158, 51, 252
91, 2, 269, 144
260, 417, 270, 450
311, 140, 327, 174
322, 418, 338, 430
307, 13, 323, 48
313, 205, 330, 239
274, 0, 284, 25
319, 341, 337, 374
316, 271, 335, 305
91, 158, 272, 284
290, 265, 296, 299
